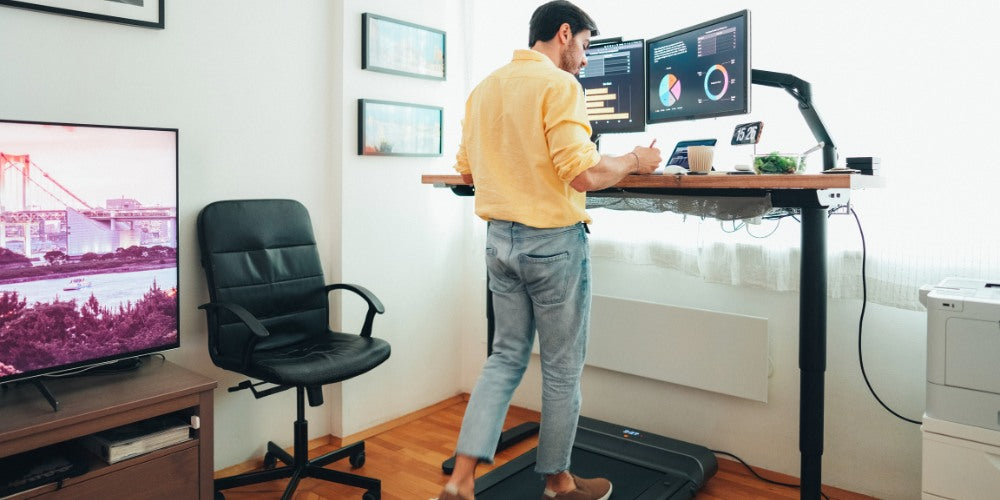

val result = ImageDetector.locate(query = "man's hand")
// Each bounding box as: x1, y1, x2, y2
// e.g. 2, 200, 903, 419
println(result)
630, 145, 661, 175
569, 143, 662, 192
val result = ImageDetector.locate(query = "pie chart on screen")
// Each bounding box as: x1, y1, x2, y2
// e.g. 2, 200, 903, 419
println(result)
659, 74, 681, 107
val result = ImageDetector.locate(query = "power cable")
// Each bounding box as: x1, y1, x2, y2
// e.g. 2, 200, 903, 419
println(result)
850, 207, 922, 425
711, 449, 830, 500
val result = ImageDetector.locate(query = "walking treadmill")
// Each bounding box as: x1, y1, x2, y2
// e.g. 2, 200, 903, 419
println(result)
474, 416, 717, 499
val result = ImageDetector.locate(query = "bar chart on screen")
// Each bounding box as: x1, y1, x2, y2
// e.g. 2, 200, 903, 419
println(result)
577, 39, 646, 134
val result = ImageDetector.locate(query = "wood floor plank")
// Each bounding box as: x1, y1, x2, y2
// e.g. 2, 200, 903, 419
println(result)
215, 398, 875, 499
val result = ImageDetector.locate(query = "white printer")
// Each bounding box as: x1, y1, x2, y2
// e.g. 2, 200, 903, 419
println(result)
919, 277, 1000, 430
919, 277, 1000, 500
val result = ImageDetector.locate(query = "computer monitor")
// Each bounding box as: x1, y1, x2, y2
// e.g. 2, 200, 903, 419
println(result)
646, 10, 750, 124
0, 119, 178, 387
577, 38, 646, 135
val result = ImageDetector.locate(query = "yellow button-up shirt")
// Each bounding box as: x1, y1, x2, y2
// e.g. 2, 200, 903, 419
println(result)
455, 49, 601, 228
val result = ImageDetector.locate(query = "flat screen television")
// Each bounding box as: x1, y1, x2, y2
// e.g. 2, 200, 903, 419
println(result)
0, 119, 178, 386
646, 10, 750, 124
577, 38, 646, 135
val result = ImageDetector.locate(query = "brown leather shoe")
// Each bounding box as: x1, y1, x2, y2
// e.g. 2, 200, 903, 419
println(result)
541, 473, 612, 500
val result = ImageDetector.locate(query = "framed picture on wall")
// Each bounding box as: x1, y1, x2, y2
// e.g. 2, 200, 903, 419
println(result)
362, 13, 446, 80
0, 0, 164, 29
358, 99, 443, 157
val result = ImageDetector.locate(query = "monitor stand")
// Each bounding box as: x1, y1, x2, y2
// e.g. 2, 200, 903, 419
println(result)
751, 69, 837, 169
30, 379, 59, 412
0, 379, 62, 412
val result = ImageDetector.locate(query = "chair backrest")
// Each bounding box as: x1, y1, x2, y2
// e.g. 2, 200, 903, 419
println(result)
197, 200, 329, 363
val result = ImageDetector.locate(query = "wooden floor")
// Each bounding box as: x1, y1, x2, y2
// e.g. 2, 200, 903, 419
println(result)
215, 396, 875, 499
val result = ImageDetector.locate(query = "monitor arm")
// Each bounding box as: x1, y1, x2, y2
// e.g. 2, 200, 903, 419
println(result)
751, 69, 837, 169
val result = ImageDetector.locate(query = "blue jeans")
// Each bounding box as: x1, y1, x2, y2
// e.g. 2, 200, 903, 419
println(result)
455, 220, 591, 475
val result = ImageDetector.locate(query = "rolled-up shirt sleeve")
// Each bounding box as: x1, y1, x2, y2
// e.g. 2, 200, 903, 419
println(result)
544, 79, 601, 183
454, 117, 471, 175
454, 140, 471, 175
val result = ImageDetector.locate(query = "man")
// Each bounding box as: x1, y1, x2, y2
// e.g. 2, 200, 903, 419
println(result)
437, 2, 660, 499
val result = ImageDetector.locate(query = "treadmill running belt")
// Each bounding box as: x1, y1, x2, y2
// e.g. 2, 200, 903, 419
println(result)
474, 417, 716, 499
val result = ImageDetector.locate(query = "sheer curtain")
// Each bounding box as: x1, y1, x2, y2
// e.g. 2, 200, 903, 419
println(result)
587, 179, 1000, 312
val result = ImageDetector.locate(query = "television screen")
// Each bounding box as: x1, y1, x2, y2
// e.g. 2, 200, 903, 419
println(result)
646, 10, 750, 124
0, 119, 178, 384
577, 38, 646, 135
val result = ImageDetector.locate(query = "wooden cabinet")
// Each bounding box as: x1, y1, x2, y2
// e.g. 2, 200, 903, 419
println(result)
0, 360, 216, 499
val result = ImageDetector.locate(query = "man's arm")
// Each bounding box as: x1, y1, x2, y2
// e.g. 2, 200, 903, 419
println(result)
569, 145, 661, 192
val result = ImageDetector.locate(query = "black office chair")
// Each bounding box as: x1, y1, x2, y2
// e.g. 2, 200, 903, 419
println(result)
197, 199, 390, 500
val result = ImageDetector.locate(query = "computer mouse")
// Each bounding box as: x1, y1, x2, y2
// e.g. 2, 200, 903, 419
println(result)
661, 165, 688, 175
734, 164, 751, 171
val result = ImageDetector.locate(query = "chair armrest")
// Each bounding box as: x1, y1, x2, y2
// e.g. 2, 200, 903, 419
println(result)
325, 283, 385, 337
199, 302, 270, 337
198, 302, 271, 370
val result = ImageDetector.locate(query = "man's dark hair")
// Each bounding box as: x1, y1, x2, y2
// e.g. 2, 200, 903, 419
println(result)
528, 1, 598, 47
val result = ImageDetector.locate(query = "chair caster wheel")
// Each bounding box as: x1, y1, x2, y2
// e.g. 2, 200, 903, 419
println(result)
263, 452, 278, 469
350, 450, 366, 468
215, 491, 225, 500
362, 491, 379, 500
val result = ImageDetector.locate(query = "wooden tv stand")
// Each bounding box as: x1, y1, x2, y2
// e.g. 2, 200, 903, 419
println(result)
0, 359, 216, 499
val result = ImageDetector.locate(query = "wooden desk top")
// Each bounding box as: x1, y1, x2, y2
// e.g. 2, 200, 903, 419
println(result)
422, 172, 885, 191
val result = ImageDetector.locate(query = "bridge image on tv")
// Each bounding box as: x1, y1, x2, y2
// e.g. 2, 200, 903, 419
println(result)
0, 152, 176, 263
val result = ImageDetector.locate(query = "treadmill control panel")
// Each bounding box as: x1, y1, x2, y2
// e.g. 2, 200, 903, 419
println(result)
622, 428, 642, 439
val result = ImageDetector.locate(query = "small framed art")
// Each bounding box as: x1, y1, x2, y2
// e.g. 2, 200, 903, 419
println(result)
362, 13, 446, 80
358, 99, 443, 157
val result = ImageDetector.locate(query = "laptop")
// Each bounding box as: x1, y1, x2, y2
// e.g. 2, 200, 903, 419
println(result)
666, 139, 717, 169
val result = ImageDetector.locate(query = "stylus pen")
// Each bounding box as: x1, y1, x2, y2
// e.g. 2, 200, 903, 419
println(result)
649, 139, 657, 148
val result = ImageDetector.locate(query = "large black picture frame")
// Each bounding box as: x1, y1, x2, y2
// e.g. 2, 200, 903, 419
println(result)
362, 13, 446, 81
0, 0, 164, 29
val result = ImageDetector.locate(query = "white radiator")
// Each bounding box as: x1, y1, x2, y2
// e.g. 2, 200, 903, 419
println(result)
585, 295, 769, 402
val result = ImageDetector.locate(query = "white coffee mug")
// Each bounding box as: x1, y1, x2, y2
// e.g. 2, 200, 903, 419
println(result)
687, 146, 714, 173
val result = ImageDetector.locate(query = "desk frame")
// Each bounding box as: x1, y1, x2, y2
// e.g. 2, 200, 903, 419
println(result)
423, 173, 883, 500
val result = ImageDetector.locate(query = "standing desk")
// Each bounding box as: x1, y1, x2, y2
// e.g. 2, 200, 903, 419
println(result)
422, 172, 885, 500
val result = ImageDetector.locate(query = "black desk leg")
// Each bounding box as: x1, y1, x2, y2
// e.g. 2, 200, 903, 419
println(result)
799, 207, 827, 500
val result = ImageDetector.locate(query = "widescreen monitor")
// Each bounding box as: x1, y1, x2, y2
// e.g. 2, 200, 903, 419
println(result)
577, 38, 646, 135
0, 119, 179, 385
646, 10, 750, 124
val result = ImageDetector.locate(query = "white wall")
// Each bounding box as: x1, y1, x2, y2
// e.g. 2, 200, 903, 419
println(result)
335, 0, 472, 436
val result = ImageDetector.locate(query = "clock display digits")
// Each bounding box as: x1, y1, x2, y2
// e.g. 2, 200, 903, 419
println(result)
731, 121, 763, 145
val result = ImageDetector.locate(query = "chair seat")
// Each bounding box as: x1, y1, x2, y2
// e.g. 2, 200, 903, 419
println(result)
248, 332, 391, 387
